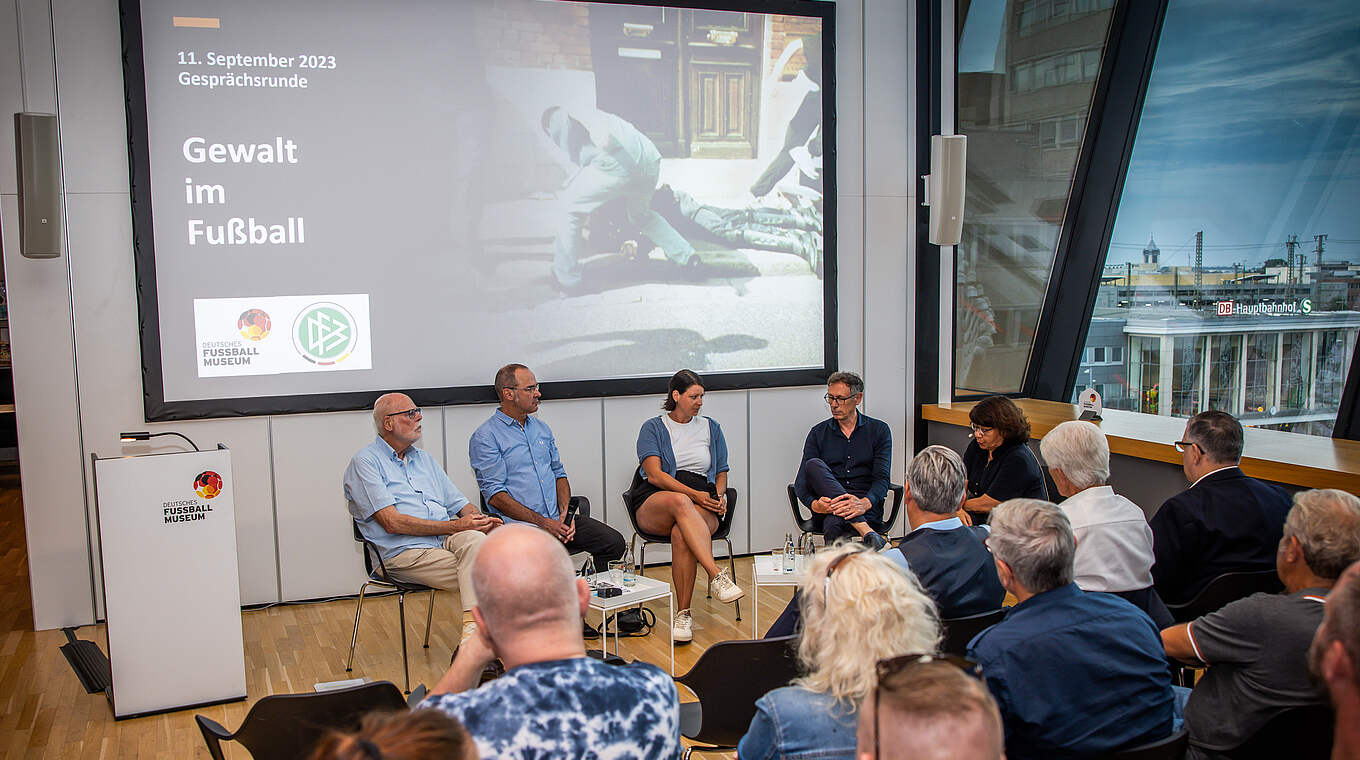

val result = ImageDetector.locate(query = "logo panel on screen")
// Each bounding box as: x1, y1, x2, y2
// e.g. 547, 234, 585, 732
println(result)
193, 294, 371, 377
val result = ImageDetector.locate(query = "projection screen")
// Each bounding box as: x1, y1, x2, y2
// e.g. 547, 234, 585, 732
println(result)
120, 0, 836, 420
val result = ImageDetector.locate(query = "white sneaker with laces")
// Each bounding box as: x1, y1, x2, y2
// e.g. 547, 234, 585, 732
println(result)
672, 609, 694, 642
710, 567, 745, 604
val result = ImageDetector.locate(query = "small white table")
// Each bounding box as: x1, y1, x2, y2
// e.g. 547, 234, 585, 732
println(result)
587, 572, 674, 674
752, 554, 804, 639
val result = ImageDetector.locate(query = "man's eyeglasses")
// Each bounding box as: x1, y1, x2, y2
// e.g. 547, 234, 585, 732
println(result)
872, 654, 983, 758
385, 408, 421, 420
824, 393, 859, 405
1173, 440, 1198, 453
511, 384, 540, 394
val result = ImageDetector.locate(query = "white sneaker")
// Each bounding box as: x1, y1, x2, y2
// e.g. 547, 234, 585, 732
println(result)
710, 568, 745, 604
672, 610, 693, 642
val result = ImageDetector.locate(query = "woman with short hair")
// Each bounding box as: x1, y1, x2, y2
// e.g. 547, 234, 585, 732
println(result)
737, 543, 941, 760
962, 396, 1046, 523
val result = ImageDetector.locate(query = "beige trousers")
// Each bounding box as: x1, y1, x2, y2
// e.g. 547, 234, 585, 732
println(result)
384, 530, 486, 610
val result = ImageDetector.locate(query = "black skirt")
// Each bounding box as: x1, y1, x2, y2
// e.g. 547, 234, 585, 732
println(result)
624, 469, 715, 517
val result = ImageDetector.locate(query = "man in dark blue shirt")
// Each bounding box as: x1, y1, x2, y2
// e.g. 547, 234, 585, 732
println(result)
794, 371, 892, 549
969, 499, 1174, 759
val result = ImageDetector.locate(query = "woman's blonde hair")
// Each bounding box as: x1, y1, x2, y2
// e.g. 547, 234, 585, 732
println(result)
794, 543, 940, 704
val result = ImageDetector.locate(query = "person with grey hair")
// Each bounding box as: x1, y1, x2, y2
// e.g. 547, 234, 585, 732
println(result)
344, 393, 501, 644
1151, 410, 1291, 605
794, 371, 893, 550
1163, 489, 1360, 759
1040, 420, 1170, 627
969, 499, 1174, 759
425, 524, 681, 759
1311, 560, 1360, 760
764, 446, 1001, 638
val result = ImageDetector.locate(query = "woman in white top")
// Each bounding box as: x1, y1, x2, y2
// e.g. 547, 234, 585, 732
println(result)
629, 370, 744, 642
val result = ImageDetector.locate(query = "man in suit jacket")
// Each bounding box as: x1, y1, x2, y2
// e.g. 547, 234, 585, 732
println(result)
1151, 410, 1291, 606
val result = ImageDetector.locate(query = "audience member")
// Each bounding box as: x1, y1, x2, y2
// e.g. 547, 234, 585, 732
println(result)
424, 524, 680, 759
469, 364, 625, 573
1151, 410, 1291, 605
794, 372, 893, 550
1311, 559, 1360, 760
625, 369, 743, 643
765, 445, 1001, 638
856, 657, 1004, 760
344, 393, 500, 642
1039, 420, 1171, 627
1164, 489, 1360, 759
969, 499, 1173, 759
961, 396, 1045, 523
738, 543, 940, 760
308, 708, 477, 760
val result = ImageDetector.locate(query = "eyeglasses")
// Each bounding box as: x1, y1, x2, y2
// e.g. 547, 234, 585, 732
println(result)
969, 423, 993, 434
824, 393, 860, 405
1173, 440, 1198, 453
384, 408, 421, 420
823, 550, 859, 605
872, 654, 983, 759
510, 384, 540, 394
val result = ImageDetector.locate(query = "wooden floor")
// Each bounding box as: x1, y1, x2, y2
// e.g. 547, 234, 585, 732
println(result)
0, 474, 793, 758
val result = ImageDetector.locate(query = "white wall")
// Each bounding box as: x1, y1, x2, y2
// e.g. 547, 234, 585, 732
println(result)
1, 0, 915, 630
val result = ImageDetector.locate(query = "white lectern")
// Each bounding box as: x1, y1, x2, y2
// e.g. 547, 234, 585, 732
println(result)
92, 446, 247, 718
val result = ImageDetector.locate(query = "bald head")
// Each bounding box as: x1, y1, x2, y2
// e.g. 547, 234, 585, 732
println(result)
471, 524, 581, 635
858, 661, 1003, 760
373, 393, 413, 429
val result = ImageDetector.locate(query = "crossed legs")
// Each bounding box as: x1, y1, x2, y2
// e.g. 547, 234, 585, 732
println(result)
636, 491, 720, 610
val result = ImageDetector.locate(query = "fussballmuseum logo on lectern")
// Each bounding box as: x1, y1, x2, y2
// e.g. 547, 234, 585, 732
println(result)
292, 302, 358, 365
193, 294, 371, 378
163, 471, 223, 525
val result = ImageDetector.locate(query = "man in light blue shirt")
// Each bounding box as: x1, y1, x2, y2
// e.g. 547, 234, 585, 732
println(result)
469, 364, 625, 571
345, 392, 500, 640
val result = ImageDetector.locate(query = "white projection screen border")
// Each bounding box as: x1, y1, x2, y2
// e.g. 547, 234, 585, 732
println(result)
119, 0, 837, 420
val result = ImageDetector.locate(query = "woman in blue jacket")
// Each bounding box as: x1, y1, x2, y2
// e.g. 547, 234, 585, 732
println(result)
629, 369, 745, 642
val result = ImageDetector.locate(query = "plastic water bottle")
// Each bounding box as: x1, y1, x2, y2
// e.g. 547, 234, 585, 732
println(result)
783, 533, 795, 573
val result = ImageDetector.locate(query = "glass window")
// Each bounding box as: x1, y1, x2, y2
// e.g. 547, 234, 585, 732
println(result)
1069, 0, 1360, 436
1129, 336, 1160, 414
955, 1, 1114, 393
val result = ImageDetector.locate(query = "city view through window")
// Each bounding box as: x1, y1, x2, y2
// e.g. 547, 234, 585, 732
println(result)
1071, 0, 1359, 436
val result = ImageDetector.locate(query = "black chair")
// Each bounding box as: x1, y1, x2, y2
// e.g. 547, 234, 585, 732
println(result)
674, 635, 801, 758
939, 608, 1007, 656
1224, 704, 1333, 759
1096, 727, 1189, 760
786, 482, 906, 548
346, 520, 436, 694
1166, 569, 1284, 623
622, 470, 741, 621
195, 680, 408, 760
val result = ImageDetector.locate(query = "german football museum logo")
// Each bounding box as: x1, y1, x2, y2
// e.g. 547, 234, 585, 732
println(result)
194, 470, 223, 499
237, 308, 272, 341
292, 302, 358, 365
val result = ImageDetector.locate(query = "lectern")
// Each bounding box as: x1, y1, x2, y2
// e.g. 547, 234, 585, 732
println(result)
91, 446, 246, 718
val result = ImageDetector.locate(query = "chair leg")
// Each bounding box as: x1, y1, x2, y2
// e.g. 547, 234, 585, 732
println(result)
347, 581, 376, 672
398, 590, 411, 694
721, 537, 740, 621
423, 590, 436, 648
682, 748, 694, 760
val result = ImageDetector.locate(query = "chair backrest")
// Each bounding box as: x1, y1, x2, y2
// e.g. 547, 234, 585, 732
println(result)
868, 484, 906, 534
786, 484, 818, 534
197, 681, 408, 760
1225, 704, 1333, 760
351, 519, 379, 578
1100, 726, 1189, 760
675, 635, 801, 747
939, 608, 1007, 656
1167, 569, 1284, 623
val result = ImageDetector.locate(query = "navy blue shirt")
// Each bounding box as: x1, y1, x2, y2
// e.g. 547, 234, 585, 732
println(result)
968, 583, 1174, 759
794, 412, 892, 510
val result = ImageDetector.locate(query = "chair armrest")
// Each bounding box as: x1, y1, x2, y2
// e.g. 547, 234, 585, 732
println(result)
194, 714, 232, 760
569, 495, 591, 519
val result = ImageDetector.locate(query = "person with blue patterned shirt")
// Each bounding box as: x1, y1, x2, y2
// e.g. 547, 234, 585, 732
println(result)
425, 523, 682, 760
345, 393, 501, 644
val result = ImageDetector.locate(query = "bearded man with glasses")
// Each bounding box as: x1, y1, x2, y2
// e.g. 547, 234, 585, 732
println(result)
793, 371, 893, 550
345, 392, 502, 644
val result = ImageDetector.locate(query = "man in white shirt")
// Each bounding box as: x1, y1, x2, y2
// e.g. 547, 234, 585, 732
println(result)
1040, 420, 1170, 627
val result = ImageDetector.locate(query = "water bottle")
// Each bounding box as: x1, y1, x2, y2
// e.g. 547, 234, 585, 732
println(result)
783, 533, 795, 573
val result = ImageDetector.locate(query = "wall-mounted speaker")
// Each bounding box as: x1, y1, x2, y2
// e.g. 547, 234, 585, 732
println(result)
15, 112, 62, 259
924, 134, 967, 246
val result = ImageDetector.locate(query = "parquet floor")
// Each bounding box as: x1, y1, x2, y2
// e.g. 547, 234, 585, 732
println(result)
0, 473, 792, 758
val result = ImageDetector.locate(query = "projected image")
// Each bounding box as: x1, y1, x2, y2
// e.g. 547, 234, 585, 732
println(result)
126, 0, 831, 416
